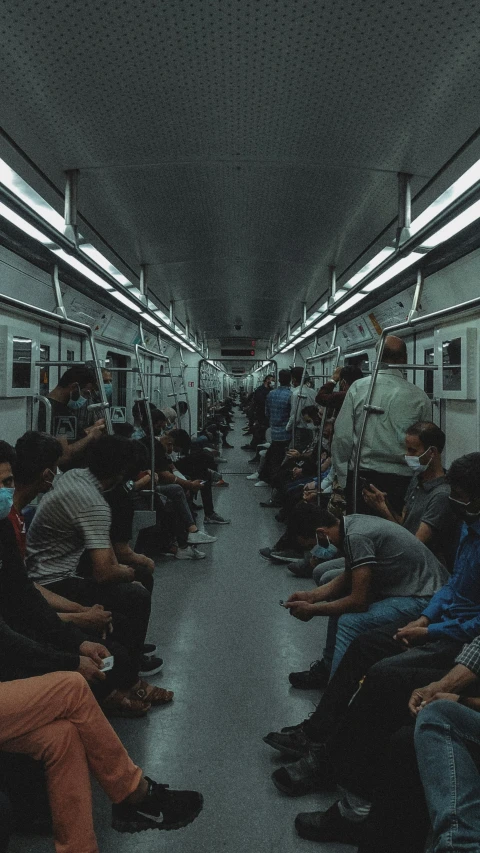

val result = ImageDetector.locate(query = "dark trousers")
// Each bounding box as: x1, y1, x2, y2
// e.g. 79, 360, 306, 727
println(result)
346, 469, 411, 515
175, 456, 215, 516
261, 440, 290, 484
358, 726, 429, 853
43, 576, 150, 670
326, 631, 466, 799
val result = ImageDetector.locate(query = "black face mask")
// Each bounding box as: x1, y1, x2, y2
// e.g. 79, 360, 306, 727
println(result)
449, 496, 480, 523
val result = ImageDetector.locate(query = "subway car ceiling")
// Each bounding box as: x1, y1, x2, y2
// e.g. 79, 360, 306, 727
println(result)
1, 0, 480, 368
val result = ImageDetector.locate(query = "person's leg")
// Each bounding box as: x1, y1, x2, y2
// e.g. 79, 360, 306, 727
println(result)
0, 672, 142, 853
312, 557, 345, 586
330, 596, 430, 676
95, 581, 151, 671
158, 484, 195, 528
358, 725, 429, 853
415, 700, 480, 853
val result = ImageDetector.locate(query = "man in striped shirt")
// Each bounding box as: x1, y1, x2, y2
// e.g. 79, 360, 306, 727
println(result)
27, 435, 152, 673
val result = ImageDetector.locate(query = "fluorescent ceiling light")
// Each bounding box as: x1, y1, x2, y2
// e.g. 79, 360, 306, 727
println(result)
0, 201, 51, 245
52, 249, 114, 290
334, 293, 368, 314
362, 252, 423, 292
111, 290, 142, 312
0, 158, 65, 233
79, 243, 132, 287
410, 157, 480, 237
419, 198, 480, 249
333, 288, 348, 302
343, 247, 396, 289
312, 313, 335, 329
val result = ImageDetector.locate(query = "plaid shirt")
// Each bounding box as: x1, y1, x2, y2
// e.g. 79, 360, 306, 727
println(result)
265, 386, 292, 441
456, 636, 480, 677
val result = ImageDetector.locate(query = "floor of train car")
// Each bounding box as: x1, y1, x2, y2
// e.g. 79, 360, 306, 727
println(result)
11, 416, 353, 853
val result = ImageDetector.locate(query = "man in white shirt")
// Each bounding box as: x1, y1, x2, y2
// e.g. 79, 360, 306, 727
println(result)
331, 335, 432, 514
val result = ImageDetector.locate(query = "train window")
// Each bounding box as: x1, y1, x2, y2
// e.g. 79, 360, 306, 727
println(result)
442, 338, 462, 392
12, 337, 32, 388
106, 352, 127, 407
39, 345, 50, 395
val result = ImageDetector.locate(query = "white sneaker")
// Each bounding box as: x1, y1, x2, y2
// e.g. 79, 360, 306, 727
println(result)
187, 530, 218, 544
246, 472, 259, 480
254, 480, 269, 487
175, 546, 206, 560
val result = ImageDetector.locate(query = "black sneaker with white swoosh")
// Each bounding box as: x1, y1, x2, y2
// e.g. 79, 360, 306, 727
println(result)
112, 777, 203, 833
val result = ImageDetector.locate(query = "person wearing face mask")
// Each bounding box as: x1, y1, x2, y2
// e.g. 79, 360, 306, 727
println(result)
38, 366, 106, 469
315, 365, 363, 414
263, 453, 480, 824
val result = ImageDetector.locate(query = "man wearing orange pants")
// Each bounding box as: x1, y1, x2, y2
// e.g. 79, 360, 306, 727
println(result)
0, 671, 202, 853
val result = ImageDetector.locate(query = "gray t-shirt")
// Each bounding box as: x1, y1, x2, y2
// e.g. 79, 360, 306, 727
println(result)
403, 472, 455, 563
343, 514, 448, 600
27, 468, 111, 585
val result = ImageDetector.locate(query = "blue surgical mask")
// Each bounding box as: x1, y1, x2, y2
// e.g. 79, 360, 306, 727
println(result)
313, 533, 338, 560
0, 488, 15, 520
103, 383, 113, 400
404, 446, 433, 473
68, 394, 88, 410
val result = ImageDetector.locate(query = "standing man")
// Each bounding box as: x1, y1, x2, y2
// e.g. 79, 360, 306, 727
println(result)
331, 335, 432, 513
241, 373, 274, 451
260, 370, 292, 485
287, 368, 318, 451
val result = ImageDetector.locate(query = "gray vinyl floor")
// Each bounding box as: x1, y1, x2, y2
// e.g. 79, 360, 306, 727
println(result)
11, 414, 354, 853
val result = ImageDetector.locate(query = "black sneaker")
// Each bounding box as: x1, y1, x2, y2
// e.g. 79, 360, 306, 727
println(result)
241, 444, 254, 450
222, 442, 234, 449
288, 659, 330, 689
142, 643, 157, 657
138, 655, 164, 677
263, 728, 312, 760
112, 777, 203, 833
295, 802, 362, 843
259, 547, 274, 561
270, 549, 305, 563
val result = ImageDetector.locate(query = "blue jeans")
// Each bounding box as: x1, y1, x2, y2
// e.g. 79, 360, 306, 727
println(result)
327, 596, 431, 677
415, 700, 480, 853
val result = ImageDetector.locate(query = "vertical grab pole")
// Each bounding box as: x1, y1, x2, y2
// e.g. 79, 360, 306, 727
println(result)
86, 327, 113, 435
351, 335, 386, 513
316, 335, 340, 506
135, 343, 156, 512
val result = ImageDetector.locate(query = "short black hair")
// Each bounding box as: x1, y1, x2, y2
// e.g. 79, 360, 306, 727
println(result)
173, 401, 188, 416
278, 369, 292, 386
406, 422, 445, 454
263, 374, 275, 383
316, 509, 341, 528
340, 366, 363, 386
446, 453, 480, 500
87, 435, 139, 481
58, 366, 96, 388
301, 405, 319, 419
112, 422, 134, 438
14, 432, 62, 484
169, 428, 191, 454
290, 366, 304, 384
0, 441, 16, 470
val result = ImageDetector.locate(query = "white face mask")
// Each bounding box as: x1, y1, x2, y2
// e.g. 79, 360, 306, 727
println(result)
404, 446, 433, 472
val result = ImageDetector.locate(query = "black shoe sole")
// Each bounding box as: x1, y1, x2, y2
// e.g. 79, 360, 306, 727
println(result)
112, 796, 204, 834
294, 815, 361, 844
263, 734, 307, 760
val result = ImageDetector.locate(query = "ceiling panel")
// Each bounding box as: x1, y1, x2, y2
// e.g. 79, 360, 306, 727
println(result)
1, 0, 480, 341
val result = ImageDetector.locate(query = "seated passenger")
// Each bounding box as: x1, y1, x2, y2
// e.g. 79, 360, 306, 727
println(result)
263, 452, 480, 812
0, 671, 202, 853
286, 368, 317, 451
170, 429, 230, 524
25, 435, 171, 703
290, 421, 456, 689
283, 510, 448, 678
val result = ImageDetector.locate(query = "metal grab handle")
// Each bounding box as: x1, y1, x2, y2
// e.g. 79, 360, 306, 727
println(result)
33, 395, 52, 434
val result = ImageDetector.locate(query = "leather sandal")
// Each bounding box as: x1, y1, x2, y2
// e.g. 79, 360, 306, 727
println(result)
130, 679, 174, 705
101, 690, 151, 718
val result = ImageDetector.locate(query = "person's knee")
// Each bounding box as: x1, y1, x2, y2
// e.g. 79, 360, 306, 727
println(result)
415, 699, 466, 735
337, 613, 360, 635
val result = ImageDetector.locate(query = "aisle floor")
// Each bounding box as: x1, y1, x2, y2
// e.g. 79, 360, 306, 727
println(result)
11, 415, 354, 853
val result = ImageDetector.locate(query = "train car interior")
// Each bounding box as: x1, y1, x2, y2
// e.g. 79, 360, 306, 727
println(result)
2, 2, 480, 852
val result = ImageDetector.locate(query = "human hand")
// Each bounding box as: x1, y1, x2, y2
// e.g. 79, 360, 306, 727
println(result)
286, 590, 315, 605
409, 681, 448, 717
287, 449, 300, 458
85, 419, 106, 440
394, 626, 429, 647
79, 641, 110, 666
117, 564, 136, 582
190, 479, 204, 490
292, 467, 303, 479
283, 600, 317, 622
77, 655, 106, 683
77, 605, 113, 633
134, 554, 155, 573
332, 367, 342, 383
362, 483, 387, 509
